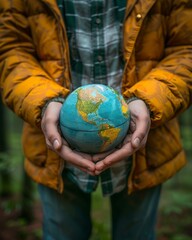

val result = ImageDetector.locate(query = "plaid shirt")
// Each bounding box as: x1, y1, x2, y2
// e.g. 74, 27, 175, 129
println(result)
57, 0, 132, 196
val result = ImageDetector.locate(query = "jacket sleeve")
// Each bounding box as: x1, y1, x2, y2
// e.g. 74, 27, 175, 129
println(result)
124, 0, 192, 128
0, 2, 69, 128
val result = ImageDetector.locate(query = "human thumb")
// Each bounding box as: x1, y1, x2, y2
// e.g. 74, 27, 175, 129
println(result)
132, 137, 140, 148
53, 139, 61, 150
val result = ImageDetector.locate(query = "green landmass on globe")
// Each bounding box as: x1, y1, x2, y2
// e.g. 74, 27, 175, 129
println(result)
59, 84, 130, 153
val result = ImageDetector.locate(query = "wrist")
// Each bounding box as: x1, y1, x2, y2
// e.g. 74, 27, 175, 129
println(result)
41, 97, 65, 118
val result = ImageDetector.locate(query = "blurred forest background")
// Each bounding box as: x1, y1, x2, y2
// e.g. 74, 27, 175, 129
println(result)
0, 98, 192, 240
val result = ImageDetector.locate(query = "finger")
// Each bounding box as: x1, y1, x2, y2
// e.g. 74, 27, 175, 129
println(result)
95, 145, 133, 173
58, 145, 96, 172
94, 125, 149, 174
41, 103, 63, 150
92, 149, 115, 163
131, 116, 150, 149
75, 151, 93, 161
137, 134, 148, 148
78, 166, 96, 176
122, 133, 132, 145
44, 121, 63, 150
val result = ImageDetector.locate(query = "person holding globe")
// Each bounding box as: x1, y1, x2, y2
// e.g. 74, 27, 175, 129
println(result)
0, 0, 192, 239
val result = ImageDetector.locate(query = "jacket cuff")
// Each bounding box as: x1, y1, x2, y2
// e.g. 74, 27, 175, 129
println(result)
41, 97, 65, 118
126, 97, 139, 104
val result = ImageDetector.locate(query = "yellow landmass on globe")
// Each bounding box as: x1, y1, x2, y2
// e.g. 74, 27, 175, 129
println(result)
99, 126, 121, 152
121, 99, 129, 117
78, 110, 88, 123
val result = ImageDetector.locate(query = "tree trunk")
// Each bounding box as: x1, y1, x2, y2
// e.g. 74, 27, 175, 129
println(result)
0, 99, 12, 196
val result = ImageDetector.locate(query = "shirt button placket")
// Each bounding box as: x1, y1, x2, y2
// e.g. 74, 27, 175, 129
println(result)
96, 17, 101, 24
97, 55, 103, 62
92, 1, 106, 85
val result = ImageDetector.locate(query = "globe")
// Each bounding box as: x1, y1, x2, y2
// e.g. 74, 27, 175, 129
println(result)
59, 84, 130, 154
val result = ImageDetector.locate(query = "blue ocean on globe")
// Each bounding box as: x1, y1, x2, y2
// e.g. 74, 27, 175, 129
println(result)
59, 84, 130, 153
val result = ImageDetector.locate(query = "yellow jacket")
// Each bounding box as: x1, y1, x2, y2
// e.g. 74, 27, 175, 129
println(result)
0, 0, 192, 193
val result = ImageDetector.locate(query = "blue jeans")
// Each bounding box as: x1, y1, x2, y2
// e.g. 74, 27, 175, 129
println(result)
38, 174, 161, 240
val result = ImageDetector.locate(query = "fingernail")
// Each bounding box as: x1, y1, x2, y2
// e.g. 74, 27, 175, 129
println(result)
133, 138, 140, 148
53, 139, 59, 149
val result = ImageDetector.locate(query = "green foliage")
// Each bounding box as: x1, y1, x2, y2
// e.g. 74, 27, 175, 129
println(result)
91, 187, 111, 240
1, 198, 21, 214
157, 163, 192, 240
0, 153, 10, 171
160, 185, 192, 215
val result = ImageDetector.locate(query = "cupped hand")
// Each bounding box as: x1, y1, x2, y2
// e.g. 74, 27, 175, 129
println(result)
93, 99, 151, 174
41, 101, 96, 175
